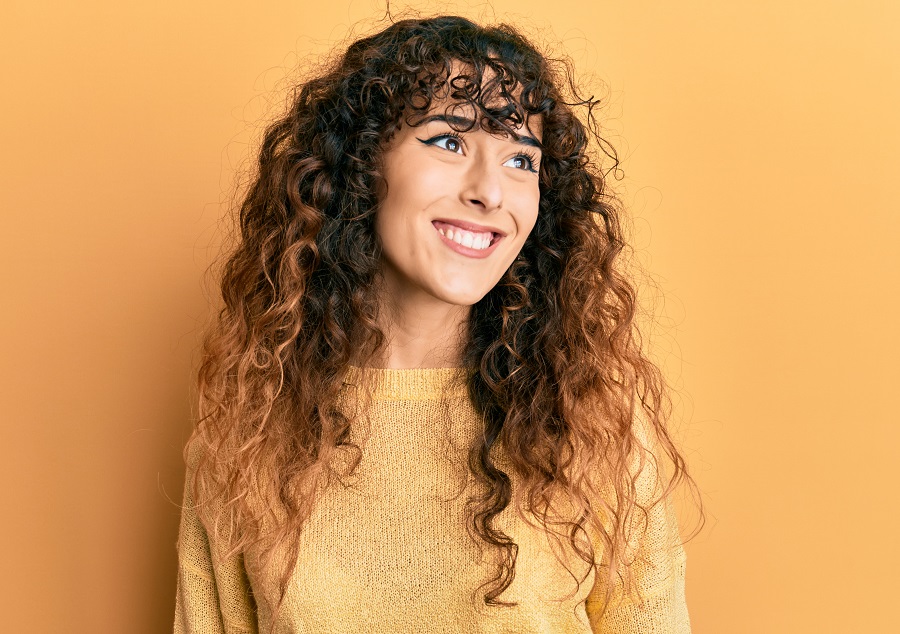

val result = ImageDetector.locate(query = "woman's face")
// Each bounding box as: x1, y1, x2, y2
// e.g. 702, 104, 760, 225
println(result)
375, 98, 542, 310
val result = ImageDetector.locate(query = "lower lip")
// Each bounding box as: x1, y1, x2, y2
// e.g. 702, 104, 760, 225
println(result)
433, 223, 502, 259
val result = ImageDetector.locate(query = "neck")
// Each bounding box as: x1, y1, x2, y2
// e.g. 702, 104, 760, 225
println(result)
370, 290, 470, 370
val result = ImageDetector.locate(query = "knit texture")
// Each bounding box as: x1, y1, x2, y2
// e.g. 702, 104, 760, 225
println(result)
174, 367, 690, 633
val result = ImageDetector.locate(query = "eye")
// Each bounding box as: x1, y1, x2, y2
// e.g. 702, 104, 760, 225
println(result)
503, 152, 539, 173
418, 133, 464, 154
434, 135, 463, 153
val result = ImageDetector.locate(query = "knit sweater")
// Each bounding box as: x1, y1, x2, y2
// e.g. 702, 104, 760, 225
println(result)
174, 367, 690, 633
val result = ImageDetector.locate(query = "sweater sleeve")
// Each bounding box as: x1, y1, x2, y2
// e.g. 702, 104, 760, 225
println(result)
174, 444, 258, 634
584, 418, 691, 634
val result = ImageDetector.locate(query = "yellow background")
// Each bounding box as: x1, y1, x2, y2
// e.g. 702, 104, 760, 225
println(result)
2, 1, 897, 631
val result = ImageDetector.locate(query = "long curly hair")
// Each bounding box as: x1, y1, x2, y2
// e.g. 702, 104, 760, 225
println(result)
192, 14, 696, 619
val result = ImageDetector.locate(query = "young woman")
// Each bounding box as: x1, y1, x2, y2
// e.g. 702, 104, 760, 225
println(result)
175, 15, 696, 634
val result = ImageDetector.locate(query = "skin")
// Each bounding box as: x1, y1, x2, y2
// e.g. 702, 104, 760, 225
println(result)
372, 94, 543, 369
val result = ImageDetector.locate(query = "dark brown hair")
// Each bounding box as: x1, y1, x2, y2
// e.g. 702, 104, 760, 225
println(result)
191, 14, 697, 619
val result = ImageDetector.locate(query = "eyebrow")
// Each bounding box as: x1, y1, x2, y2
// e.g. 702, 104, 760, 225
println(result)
416, 114, 543, 150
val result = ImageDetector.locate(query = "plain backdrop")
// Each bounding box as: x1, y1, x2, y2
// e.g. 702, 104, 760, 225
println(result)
1, 1, 897, 632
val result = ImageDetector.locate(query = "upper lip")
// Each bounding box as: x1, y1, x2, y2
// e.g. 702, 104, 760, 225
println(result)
432, 218, 507, 236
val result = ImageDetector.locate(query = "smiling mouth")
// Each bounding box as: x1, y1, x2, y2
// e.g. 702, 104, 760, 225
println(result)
432, 220, 502, 251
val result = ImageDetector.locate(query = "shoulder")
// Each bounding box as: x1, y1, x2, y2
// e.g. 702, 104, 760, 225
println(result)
184, 432, 207, 472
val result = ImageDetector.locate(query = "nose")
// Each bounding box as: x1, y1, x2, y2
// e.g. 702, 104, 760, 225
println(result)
459, 156, 503, 213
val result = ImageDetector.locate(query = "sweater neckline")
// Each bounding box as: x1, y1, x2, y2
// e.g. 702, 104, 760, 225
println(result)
345, 365, 472, 400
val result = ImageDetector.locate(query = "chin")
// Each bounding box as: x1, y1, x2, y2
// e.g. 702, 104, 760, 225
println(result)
433, 285, 495, 308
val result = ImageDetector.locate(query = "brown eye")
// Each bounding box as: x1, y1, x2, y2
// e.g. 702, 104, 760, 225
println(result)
434, 136, 463, 153
503, 154, 537, 172
418, 133, 465, 154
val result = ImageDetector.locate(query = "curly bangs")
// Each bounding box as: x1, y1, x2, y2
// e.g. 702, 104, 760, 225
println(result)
344, 16, 557, 137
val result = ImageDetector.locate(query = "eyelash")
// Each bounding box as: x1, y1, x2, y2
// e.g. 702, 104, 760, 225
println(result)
418, 132, 539, 174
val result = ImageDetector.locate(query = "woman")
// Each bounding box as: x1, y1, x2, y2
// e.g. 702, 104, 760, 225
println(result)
175, 15, 696, 634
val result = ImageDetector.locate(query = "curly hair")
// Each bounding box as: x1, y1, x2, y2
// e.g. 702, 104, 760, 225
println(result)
191, 14, 696, 620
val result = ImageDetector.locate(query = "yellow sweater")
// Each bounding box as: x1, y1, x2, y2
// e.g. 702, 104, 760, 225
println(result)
174, 367, 690, 633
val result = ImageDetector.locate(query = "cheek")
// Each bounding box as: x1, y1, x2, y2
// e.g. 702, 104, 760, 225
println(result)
514, 189, 541, 239
380, 160, 450, 218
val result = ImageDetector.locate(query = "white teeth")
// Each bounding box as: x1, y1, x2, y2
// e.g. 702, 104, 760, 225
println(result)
436, 224, 494, 250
